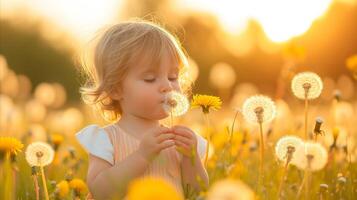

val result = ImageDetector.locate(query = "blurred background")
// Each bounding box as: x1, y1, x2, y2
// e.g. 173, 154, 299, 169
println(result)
1, 1, 357, 199
1, 0, 357, 112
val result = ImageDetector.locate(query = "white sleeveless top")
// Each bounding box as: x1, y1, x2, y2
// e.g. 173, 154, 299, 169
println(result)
75, 123, 207, 196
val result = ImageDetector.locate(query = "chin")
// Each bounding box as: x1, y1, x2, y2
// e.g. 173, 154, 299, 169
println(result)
152, 112, 169, 120
138, 113, 166, 121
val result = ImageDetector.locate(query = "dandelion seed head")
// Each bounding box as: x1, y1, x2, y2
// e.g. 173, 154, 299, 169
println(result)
275, 136, 304, 164
162, 91, 189, 117
242, 95, 276, 124
25, 142, 54, 167
291, 72, 323, 100
293, 142, 328, 171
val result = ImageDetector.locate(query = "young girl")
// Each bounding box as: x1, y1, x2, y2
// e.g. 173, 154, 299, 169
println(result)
75, 20, 209, 199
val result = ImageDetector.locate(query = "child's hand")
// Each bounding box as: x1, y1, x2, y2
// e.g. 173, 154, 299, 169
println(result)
137, 125, 176, 161
172, 125, 198, 158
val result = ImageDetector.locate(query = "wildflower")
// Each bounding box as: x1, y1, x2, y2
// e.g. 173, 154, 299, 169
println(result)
190, 94, 221, 167
50, 133, 64, 150
291, 72, 323, 100
346, 54, 357, 79
163, 91, 190, 117
275, 136, 304, 165
242, 95, 276, 124
69, 178, 88, 197
242, 95, 276, 183
25, 142, 54, 167
294, 142, 328, 171
191, 94, 222, 114
55, 180, 69, 198
0, 136, 24, 159
275, 136, 304, 198
313, 117, 325, 140
206, 179, 255, 200
25, 142, 54, 200
127, 177, 183, 200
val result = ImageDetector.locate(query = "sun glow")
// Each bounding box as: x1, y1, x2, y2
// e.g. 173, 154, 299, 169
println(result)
180, 0, 333, 42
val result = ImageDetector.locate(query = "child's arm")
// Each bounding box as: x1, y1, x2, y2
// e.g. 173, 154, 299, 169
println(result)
87, 149, 149, 199
87, 126, 176, 199
181, 150, 209, 192
172, 126, 209, 193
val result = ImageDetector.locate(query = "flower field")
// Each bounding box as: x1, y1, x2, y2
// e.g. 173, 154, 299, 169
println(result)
1, 53, 357, 200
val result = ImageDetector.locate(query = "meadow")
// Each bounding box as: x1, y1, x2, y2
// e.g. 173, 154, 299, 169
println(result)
1, 53, 357, 200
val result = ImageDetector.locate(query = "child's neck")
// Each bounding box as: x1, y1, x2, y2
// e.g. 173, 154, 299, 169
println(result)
116, 112, 160, 140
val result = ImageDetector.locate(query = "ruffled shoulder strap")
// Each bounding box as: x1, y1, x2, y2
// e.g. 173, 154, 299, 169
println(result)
75, 124, 114, 165
196, 133, 208, 159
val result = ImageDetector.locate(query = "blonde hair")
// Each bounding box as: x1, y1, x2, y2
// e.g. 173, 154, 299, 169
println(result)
79, 19, 192, 121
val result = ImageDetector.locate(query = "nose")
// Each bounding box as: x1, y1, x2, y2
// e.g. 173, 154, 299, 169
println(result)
159, 78, 173, 93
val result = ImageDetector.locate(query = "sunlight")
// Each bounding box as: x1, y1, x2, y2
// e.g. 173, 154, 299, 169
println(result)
1, 0, 122, 42
181, 0, 334, 42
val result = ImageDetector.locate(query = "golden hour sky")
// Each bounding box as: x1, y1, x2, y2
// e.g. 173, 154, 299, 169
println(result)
2, 0, 356, 44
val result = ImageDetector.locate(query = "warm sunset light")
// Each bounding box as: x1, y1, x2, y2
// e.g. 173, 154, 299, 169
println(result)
1, 0, 356, 199
1, 0, 122, 42
180, 0, 334, 42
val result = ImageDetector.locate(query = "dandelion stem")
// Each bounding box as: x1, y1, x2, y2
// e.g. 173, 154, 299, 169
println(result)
258, 122, 265, 185
170, 110, 174, 127
4, 153, 13, 200
277, 159, 289, 199
297, 169, 307, 200
229, 109, 240, 144
39, 165, 50, 200
32, 174, 40, 200
204, 113, 211, 168
306, 171, 311, 200
304, 97, 309, 140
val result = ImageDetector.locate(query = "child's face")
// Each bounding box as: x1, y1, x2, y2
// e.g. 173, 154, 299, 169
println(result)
118, 51, 182, 120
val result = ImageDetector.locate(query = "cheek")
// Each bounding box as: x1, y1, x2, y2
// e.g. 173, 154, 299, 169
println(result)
123, 81, 159, 109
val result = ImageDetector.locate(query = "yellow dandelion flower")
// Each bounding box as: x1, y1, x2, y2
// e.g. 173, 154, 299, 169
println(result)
163, 91, 190, 117
25, 142, 54, 167
293, 142, 328, 171
51, 133, 64, 146
275, 136, 304, 165
127, 177, 183, 200
242, 95, 276, 124
191, 94, 222, 114
346, 54, 357, 71
56, 180, 69, 198
0, 137, 24, 158
69, 178, 88, 195
332, 127, 340, 140
207, 179, 255, 200
291, 72, 323, 100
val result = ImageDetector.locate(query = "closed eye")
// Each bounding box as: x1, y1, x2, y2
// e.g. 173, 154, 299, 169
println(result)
169, 77, 178, 81
144, 78, 156, 83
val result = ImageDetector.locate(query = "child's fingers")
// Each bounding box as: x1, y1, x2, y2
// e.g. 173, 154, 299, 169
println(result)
158, 139, 175, 150
173, 126, 193, 139
156, 133, 175, 143
174, 140, 190, 150
174, 134, 191, 145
